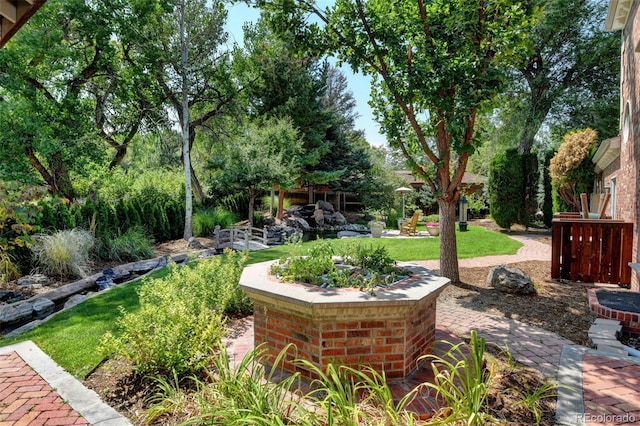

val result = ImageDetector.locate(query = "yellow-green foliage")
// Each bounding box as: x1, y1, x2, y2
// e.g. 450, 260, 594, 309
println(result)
549, 128, 598, 182
100, 250, 250, 376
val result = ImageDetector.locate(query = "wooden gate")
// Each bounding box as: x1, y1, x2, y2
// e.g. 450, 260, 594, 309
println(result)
551, 219, 633, 286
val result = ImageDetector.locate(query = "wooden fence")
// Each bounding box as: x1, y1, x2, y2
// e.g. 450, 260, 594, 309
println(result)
551, 218, 633, 286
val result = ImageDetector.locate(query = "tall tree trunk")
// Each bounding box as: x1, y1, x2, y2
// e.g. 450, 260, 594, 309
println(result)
190, 162, 205, 203
179, 0, 192, 241
438, 198, 460, 283
49, 153, 76, 202
518, 87, 553, 154
24, 142, 75, 201
248, 188, 256, 227
277, 187, 285, 220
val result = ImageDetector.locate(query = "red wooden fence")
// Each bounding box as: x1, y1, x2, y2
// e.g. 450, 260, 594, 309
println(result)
551, 218, 633, 286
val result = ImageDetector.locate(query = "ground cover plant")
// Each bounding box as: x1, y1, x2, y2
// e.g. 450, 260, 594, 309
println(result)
271, 238, 409, 290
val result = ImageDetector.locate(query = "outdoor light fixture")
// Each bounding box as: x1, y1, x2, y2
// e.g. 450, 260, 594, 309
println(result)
459, 195, 468, 231
395, 187, 412, 218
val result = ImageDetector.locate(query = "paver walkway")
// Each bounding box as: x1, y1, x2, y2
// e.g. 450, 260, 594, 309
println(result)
0, 351, 88, 426
0, 342, 130, 426
2, 233, 640, 424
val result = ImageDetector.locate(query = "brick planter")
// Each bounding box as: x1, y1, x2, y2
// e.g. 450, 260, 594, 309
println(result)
239, 261, 450, 380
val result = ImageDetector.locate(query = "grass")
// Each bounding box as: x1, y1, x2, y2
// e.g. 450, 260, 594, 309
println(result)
1, 225, 521, 378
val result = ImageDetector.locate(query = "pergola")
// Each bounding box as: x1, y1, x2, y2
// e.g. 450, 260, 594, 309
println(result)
0, 1, 46, 48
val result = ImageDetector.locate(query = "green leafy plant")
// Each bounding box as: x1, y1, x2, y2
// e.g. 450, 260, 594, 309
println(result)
192, 207, 239, 237
147, 344, 308, 425
30, 229, 95, 278
99, 226, 154, 262
421, 330, 496, 425
0, 181, 43, 281
100, 250, 250, 376
297, 359, 419, 426
515, 380, 559, 426
271, 239, 408, 291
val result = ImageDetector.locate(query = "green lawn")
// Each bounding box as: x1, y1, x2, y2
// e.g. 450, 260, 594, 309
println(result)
1, 224, 521, 378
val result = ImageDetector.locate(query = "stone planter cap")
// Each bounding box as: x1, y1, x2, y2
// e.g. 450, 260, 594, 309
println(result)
239, 260, 450, 309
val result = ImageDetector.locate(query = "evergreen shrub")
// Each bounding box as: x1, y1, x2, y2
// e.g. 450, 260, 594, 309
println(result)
489, 149, 522, 230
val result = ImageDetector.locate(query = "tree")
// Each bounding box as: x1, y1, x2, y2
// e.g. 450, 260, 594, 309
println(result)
260, 0, 530, 281
129, 0, 243, 239
0, 0, 107, 199
207, 118, 302, 225
549, 128, 597, 211
514, 0, 619, 154
0, 0, 168, 198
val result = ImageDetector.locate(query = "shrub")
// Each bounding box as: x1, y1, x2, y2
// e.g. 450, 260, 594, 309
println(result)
0, 181, 43, 281
100, 226, 154, 262
550, 128, 598, 211
424, 214, 439, 223
272, 239, 407, 290
192, 207, 239, 237
100, 250, 250, 376
30, 229, 95, 278
260, 193, 291, 215
489, 149, 522, 230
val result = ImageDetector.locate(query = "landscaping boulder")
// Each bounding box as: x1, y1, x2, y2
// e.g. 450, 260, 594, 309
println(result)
64, 294, 89, 309
17, 274, 50, 290
32, 298, 55, 319
0, 301, 33, 326
332, 211, 348, 225
486, 265, 535, 295
313, 209, 325, 226
316, 200, 334, 213
284, 216, 312, 232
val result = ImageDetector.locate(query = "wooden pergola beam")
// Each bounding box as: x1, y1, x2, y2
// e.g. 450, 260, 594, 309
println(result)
0, 1, 47, 48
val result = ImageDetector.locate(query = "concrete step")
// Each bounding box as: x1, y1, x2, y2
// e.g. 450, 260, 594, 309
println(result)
594, 318, 622, 326
591, 337, 624, 349
589, 323, 623, 338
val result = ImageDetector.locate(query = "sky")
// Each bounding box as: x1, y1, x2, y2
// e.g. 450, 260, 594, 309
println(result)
224, 2, 388, 147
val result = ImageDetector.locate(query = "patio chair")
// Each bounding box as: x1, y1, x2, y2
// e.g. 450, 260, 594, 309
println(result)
400, 211, 420, 236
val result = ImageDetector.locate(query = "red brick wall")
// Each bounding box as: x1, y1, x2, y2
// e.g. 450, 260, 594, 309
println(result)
253, 299, 437, 380
603, 1, 640, 290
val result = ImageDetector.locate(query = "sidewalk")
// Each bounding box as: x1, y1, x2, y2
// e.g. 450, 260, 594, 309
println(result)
0, 341, 130, 426
2, 234, 640, 424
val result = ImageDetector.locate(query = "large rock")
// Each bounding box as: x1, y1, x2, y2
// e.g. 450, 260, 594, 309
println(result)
32, 298, 55, 319
333, 211, 347, 225
314, 209, 325, 226
316, 200, 334, 213
17, 274, 50, 290
285, 216, 312, 232
0, 301, 33, 326
486, 265, 535, 295
64, 294, 89, 309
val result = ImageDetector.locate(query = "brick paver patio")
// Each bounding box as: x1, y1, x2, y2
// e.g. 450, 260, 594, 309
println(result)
0, 352, 88, 426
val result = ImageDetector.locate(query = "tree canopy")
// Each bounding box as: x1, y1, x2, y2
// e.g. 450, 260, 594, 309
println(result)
259, 0, 531, 281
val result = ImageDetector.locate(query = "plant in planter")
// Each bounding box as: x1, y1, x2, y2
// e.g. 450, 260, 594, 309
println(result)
240, 238, 451, 380
426, 222, 440, 236
270, 239, 410, 293
425, 214, 440, 236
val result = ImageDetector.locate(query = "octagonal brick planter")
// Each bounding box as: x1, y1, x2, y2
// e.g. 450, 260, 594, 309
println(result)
239, 261, 450, 380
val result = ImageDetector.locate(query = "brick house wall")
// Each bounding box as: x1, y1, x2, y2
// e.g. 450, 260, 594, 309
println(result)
603, 0, 640, 290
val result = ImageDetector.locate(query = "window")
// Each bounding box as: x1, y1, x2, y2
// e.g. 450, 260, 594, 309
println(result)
623, 101, 631, 145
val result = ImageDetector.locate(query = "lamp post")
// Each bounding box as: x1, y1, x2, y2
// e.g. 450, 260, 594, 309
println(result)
459, 195, 468, 231
395, 187, 412, 218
